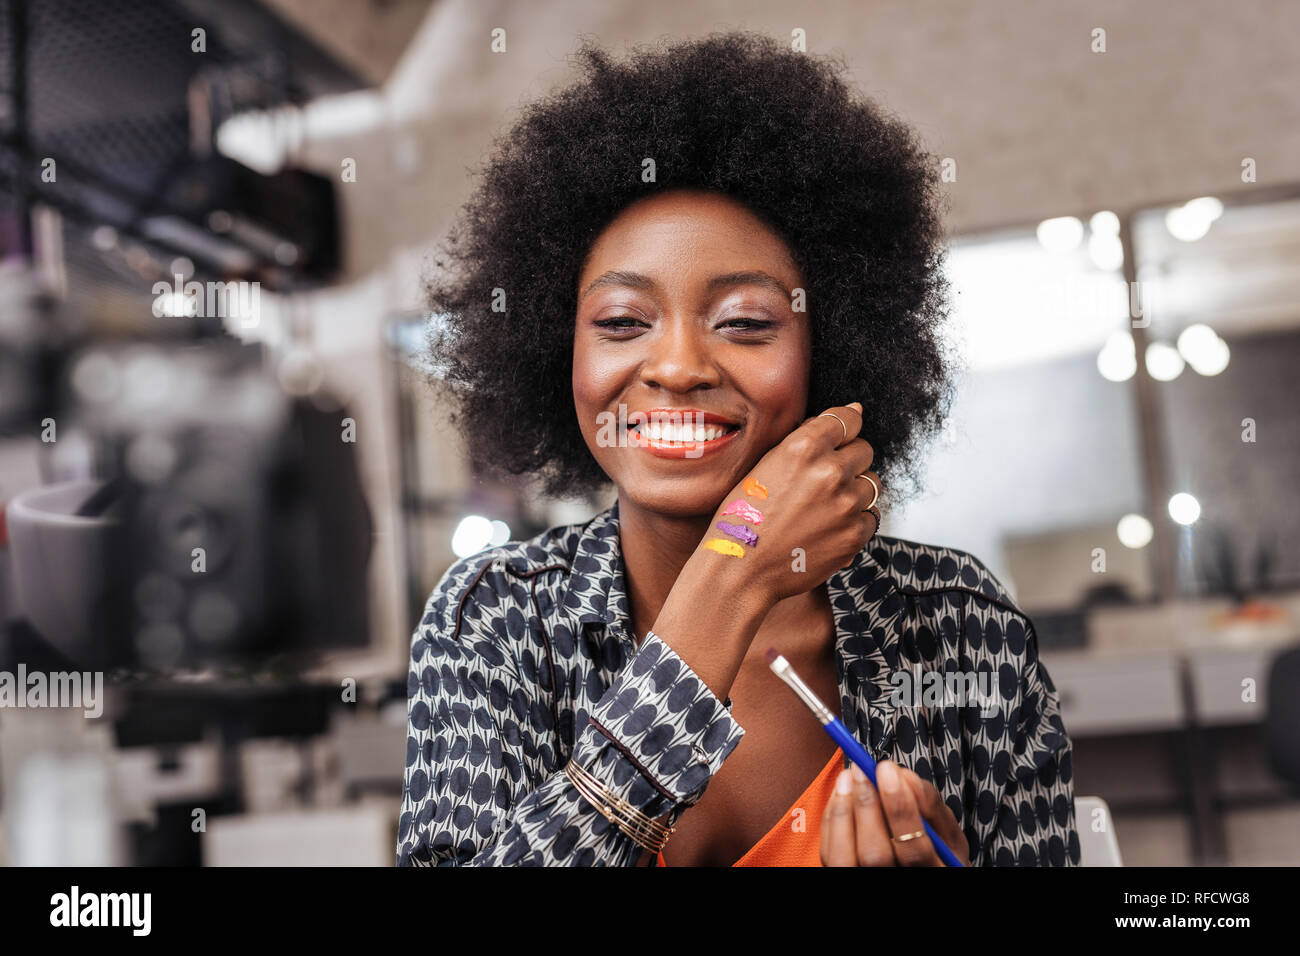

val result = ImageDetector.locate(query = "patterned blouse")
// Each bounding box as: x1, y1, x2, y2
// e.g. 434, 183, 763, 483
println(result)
397, 501, 1080, 866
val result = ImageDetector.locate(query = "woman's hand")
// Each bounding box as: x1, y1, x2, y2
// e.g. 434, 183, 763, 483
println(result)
650, 402, 883, 706
699, 401, 882, 604
820, 760, 971, 866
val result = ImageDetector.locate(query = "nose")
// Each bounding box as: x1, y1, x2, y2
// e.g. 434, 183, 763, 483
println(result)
638, 317, 721, 393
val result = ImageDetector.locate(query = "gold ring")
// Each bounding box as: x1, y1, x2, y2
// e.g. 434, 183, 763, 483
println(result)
817, 412, 847, 444
856, 473, 880, 510
892, 830, 926, 844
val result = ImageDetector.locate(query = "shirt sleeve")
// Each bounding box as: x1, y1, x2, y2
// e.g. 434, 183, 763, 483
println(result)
397, 558, 746, 866
976, 623, 1081, 866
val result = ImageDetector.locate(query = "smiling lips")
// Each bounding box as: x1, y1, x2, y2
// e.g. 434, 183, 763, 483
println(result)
626, 407, 741, 459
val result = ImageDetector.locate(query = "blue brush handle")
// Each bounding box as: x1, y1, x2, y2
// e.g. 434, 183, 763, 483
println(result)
824, 717, 966, 867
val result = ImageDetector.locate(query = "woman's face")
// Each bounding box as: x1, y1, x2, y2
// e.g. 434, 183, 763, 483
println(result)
573, 189, 812, 518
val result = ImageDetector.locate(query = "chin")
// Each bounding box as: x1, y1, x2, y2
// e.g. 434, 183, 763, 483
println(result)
616, 472, 732, 519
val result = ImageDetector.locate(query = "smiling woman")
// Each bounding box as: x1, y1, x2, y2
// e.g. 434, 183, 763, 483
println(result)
424, 31, 954, 505
573, 190, 811, 507
399, 30, 1079, 868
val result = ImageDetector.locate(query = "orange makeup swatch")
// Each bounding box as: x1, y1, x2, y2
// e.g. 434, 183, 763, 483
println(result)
743, 477, 768, 499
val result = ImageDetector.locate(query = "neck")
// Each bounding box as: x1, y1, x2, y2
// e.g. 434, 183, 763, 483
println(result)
615, 491, 712, 644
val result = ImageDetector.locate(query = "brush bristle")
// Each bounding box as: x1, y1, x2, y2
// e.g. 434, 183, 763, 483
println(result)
764, 647, 779, 665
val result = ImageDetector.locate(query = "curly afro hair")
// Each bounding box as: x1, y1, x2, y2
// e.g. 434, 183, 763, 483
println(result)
426, 30, 958, 503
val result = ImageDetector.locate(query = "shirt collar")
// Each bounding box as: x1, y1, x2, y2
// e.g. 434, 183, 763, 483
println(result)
561, 501, 908, 758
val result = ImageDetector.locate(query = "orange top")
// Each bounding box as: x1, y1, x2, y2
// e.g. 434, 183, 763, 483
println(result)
656, 747, 844, 867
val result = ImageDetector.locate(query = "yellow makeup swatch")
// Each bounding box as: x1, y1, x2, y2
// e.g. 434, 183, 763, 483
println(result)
703, 537, 745, 558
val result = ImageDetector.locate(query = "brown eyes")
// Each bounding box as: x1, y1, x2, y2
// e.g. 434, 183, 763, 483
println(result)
593, 317, 646, 330
720, 318, 773, 331
592, 317, 774, 335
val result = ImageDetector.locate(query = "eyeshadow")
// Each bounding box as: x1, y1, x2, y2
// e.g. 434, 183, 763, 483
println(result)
703, 538, 745, 558
716, 520, 758, 547
721, 499, 764, 524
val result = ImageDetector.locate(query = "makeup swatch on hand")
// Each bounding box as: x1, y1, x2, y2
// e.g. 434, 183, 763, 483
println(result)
721, 499, 764, 524
704, 538, 745, 558
716, 520, 758, 547
743, 477, 768, 499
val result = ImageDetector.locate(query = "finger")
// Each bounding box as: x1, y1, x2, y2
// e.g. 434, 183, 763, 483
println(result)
876, 760, 943, 867
810, 403, 863, 450
848, 762, 895, 867
820, 769, 859, 866
834, 437, 876, 481
897, 766, 970, 864
853, 469, 883, 511
861, 507, 881, 544
842, 508, 881, 569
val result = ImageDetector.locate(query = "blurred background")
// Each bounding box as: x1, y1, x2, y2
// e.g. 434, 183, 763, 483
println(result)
0, 0, 1298, 866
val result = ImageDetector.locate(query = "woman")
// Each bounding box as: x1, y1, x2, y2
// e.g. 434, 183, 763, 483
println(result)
398, 31, 1079, 867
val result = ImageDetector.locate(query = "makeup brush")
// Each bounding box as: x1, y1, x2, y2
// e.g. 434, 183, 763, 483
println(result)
764, 646, 966, 867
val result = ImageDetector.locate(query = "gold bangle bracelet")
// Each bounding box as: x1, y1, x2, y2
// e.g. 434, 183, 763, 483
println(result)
566, 764, 670, 852
565, 758, 676, 853
565, 759, 673, 851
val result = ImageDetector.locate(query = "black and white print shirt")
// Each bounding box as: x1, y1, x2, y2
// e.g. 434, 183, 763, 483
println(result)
397, 502, 1080, 867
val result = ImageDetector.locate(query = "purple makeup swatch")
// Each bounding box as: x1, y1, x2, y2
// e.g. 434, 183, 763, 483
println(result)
716, 520, 759, 547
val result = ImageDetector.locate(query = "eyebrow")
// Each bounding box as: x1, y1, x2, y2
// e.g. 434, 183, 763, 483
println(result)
579, 269, 793, 302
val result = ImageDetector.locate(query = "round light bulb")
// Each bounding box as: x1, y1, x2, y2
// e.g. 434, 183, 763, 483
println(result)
1116, 514, 1153, 549
1168, 493, 1201, 526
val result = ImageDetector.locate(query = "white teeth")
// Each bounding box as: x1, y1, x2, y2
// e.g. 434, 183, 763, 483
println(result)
636, 422, 731, 442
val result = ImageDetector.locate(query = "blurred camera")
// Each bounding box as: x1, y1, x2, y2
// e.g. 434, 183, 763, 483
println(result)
8, 334, 372, 672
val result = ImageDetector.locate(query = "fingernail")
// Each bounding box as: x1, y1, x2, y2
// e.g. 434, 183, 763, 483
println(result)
836, 769, 853, 794
878, 761, 899, 793
848, 401, 863, 412
850, 762, 867, 784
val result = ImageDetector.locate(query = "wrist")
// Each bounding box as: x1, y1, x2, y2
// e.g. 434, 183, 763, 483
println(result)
677, 543, 776, 631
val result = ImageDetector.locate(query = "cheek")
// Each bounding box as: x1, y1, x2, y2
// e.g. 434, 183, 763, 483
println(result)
571, 340, 627, 428
740, 341, 810, 426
